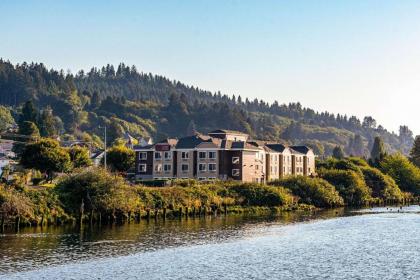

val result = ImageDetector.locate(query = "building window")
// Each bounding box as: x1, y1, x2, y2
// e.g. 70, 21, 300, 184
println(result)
199, 163, 206, 172
181, 151, 189, 159
199, 151, 206, 159
154, 152, 162, 159
232, 169, 240, 176
270, 166, 273, 173
181, 164, 189, 172
208, 177, 216, 180
208, 163, 216, 172
198, 177, 206, 181
283, 166, 286, 173
154, 164, 162, 172
164, 151, 171, 160
138, 164, 147, 172
139, 152, 147, 160
208, 151, 216, 159
232, 157, 240, 164
163, 164, 171, 172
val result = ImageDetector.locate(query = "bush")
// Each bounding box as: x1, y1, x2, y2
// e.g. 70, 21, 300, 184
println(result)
227, 183, 294, 207
318, 169, 372, 205
0, 185, 34, 225
317, 158, 362, 174
56, 167, 140, 218
269, 176, 344, 208
379, 153, 420, 195
360, 167, 403, 201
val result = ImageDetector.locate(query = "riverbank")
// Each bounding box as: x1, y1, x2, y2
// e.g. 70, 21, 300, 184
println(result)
1, 162, 419, 232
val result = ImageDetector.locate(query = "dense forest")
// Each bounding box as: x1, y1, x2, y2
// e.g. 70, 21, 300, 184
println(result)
0, 59, 415, 156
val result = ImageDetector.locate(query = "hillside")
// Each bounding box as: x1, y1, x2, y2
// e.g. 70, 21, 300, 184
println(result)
0, 60, 414, 156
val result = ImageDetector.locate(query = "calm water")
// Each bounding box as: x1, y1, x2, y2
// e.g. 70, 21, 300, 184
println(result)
0, 206, 419, 280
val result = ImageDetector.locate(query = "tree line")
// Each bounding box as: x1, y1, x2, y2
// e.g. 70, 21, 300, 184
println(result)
0, 59, 415, 157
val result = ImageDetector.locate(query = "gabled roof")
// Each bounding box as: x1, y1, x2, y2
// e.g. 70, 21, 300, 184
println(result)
265, 143, 288, 153
175, 134, 212, 149
90, 150, 105, 159
208, 129, 248, 135
290, 145, 312, 155
133, 144, 154, 150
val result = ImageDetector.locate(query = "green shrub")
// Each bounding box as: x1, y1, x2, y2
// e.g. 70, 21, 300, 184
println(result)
227, 183, 294, 207
318, 169, 372, 205
56, 167, 140, 217
379, 153, 420, 195
360, 166, 403, 201
269, 176, 344, 208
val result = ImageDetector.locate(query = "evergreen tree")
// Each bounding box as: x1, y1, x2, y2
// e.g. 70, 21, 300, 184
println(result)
348, 134, 364, 156
19, 101, 37, 128
370, 136, 386, 165
409, 135, 420, 167
0, 105, 15, 132
38, 107, 57, 137
186, 120, 197, 135
332, 146, 345, 159
90, 91, 101, 109
18, 121, 40, 137
68, 146, 92, 168
20, 139, 71, 180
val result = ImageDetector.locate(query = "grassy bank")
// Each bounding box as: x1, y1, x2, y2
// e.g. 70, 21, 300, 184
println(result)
1, 154, 419, 231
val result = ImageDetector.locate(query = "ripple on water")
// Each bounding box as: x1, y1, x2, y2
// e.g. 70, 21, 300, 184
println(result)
0, 206, 419, 280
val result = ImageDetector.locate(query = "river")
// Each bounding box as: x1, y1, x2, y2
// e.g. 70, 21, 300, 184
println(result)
0, 205, 419, 279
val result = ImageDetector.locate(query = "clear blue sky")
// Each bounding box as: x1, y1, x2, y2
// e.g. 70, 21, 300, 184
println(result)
1, 0, 419, 135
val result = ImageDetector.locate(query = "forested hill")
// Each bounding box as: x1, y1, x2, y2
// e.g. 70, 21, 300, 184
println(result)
0, 60, 414, 157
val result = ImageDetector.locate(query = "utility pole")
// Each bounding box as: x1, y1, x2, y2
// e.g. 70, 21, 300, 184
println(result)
104, 126, 107, 169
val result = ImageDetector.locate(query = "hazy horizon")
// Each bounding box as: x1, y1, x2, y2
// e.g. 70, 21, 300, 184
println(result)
1, 0, 419, 135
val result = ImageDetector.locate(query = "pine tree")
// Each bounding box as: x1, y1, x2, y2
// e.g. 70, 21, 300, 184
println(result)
370, 136, 386, 165
332, 146, 345, 159
348, 134, 364, 156
409, 135, 420, 167
19, 101, 37, 125
186, 120, 197, 136
38, 107, 57, 137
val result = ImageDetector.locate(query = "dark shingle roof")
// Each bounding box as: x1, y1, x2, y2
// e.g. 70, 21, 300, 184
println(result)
290, 146, 311, 154
265, 143, 288, 153
208, 129, 248, 135
175, 134, 212, 149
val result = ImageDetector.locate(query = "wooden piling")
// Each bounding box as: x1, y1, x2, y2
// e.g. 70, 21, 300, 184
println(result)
146, 209, 151, 221
154, 209, 158, 220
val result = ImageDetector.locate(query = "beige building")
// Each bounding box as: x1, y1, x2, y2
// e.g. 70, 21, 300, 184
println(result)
134, 129, 316, 182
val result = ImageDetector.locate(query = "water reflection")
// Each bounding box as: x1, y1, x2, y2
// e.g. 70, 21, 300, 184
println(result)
0, 209, 345, 273
1, 206, 419, 280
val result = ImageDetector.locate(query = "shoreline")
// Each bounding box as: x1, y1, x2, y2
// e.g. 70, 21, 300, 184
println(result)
2, 202, 419, 234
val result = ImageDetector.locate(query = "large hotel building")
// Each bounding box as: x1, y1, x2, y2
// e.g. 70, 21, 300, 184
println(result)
134, 129, 315, 183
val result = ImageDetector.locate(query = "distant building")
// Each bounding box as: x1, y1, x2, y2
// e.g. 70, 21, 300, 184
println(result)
90, 150, 105, 167
138, 137, 153, 147
133, 129, 316, 182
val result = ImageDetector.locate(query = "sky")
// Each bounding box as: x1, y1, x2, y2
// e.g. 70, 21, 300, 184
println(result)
1, 0, 419, 135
